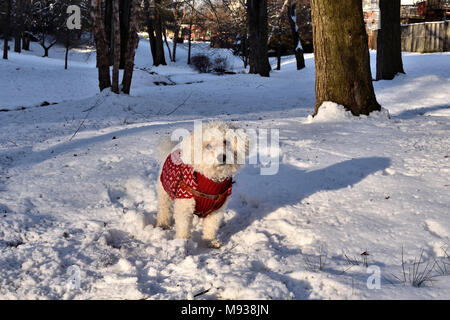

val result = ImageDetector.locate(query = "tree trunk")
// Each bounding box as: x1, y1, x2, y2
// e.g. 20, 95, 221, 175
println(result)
42, 42, 56, 57
14, 0, 24, 53
376, 0, 404, 80
22, 34, 30, 50
187, 17, 193, 64
3, 0, 11, 59
14, 0, 22, 53
121, 0, 139, 94
14, 33, 21, 53
119, 0, 131, 69
172, 27, 179, 62
112, 0, 121, 93
276, 21, 281, 70
65, 32, 70, 70
247, 0, 271, 77
162, 24, 173, 62
145, 0, 157, 61
104, 0, 113, 65
153, 0, 166, 66
311, 0, 380, 116
21, 0, 31, 51
287, 1, 305, 70
91, 0, 112, 91
241, 35, 249, 68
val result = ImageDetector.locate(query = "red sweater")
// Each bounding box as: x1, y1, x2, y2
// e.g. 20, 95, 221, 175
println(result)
160, 149, 232, 217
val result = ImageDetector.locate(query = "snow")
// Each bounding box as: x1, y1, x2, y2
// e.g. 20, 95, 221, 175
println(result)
0, 38, 449, 300
306, 102, 390, 123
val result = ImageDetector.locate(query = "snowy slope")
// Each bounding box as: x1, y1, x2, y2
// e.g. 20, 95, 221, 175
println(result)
0, 39, 449, 299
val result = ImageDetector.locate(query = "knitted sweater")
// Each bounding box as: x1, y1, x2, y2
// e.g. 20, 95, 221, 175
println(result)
160, 149, 232, 217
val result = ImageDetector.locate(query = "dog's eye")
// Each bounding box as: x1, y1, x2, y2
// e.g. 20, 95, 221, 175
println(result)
205, 144, 212, 150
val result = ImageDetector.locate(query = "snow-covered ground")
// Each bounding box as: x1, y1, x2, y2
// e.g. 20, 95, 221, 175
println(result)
0, 38, 449, 299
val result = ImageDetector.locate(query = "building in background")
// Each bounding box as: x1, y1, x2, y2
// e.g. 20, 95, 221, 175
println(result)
401, 0, 450, 24
363, 0, 450, 52
363, 0, 380, 49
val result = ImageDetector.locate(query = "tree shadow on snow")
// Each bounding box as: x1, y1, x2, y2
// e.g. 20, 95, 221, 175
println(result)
394, 104, 449, 119
223, 157, 391, 241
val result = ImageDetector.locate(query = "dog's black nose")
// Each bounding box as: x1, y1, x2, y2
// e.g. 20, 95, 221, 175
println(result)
218, 154, 226, 163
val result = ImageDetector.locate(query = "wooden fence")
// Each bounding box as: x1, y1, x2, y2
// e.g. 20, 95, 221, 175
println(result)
367, 21, 450, 52
401, 21, 449, 52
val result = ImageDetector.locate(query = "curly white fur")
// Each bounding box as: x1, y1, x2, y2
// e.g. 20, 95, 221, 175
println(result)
155, 121, 247, 248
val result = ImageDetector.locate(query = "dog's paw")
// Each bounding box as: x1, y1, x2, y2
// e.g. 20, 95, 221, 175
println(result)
206, 239, 222, 249
155, 222, 171, 230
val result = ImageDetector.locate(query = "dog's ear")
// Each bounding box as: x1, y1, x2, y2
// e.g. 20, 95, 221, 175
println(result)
180, 133, 195, 165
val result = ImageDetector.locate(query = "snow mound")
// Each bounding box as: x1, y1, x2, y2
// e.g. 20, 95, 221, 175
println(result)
308, 102, 353, 123
306, 101, 390, 123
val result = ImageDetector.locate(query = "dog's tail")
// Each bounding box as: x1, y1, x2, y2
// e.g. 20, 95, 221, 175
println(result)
156, 136, 179, 165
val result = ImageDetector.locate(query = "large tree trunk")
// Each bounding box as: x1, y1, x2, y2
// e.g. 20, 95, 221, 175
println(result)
3, 0, 11, 59
247, 0, 271, 77
287, 1, 305, 70
376, 0, 404, 80
121, 0, 139, 94
91, 0, 112, 91
311, 0, 380, 116
112, 0, 121, 93
119, 0, 131, 69
153, 0, 166, 66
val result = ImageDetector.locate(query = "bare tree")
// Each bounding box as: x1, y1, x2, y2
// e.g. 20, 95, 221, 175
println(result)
154, 0, 167, 65
287, 0, 305, 70
3, 0, 11, 59
90, 0, 139, 93
112, 0, 121, 93
168, 0, 188, 62
311, 0, 380, 116
32, 0, 65, 57
187, 0, 196, 65
91, 0, 112, 91
145, 0, 166, 66
14, 0, 25, 53
121, 0, 140, 93
144, 0, 157, 60
247, 0, 271, 77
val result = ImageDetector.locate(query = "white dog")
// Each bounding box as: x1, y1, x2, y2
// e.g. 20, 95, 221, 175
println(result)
156, 121, 247, 248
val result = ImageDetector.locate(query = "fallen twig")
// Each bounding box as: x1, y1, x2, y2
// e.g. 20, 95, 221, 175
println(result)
69, 94, 107, 141
165, 92, 193, 116
194, 287, 212, 298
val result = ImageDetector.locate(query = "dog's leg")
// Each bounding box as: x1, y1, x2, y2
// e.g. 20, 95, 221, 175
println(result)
202, 208, 225, 249
156, 180, 173, 229
174, 198, 195, 239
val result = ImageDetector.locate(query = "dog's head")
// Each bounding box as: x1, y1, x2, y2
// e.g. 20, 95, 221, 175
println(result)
180, 121, 248, 181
